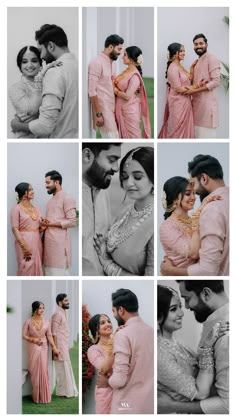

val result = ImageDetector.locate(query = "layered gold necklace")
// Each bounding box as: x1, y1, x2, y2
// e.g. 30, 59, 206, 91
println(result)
20, 201, 38, 220
32, 316, 43, 331
171, 213, 192, 235
114, 65, 137, 86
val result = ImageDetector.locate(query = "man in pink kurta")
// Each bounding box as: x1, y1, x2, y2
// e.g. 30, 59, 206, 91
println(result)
41, 170, 77, 276
105, 289, 154, 414
161, 155, 229, 277
51, 293, 78, 397
185, 34, 221, 138
88, 34, 124, 138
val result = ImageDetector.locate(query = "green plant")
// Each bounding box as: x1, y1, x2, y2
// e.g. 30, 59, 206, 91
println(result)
220, 16, 229, 93
220, 62, 229, 93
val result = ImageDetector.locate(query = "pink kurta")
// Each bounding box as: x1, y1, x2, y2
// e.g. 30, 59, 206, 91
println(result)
159, 216, 196, 268
87, 345, 113, 414
51, 307, 70, 361
22, 318, 52, 403
192, 52, 221, 128
115, 71, 151, 138
188, 186, 229, 276
109, 316, 154, 414
158, 63, 194, 138
10, 204, 43, 276
88, 52, 118, 135
44, 190, 76, 269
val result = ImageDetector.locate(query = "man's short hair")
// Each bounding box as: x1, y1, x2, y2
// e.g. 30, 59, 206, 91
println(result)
35, 24, 68, 47
112, 288, 139, 312
176, 280, 224, 296
193, 33, 208, 43
188, 154, 223, 180
45, 170, 62, 185
82, 143, 122, 157
56, 293, 67, 305
104, 34, 124, 48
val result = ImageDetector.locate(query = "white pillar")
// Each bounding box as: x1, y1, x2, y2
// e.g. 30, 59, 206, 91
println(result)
7, 281, 22, 414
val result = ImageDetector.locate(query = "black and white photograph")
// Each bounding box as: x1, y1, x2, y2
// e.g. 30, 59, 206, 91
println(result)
82, 142, 154, 276
157, 279, 229, 414
7, 7, 78, 139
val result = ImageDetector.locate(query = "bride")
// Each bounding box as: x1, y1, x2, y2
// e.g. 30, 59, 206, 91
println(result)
94, 146, 154, 276
113, 46, 151, 139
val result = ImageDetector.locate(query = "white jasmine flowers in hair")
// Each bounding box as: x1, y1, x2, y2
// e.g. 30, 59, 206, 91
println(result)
15, 192, 19, 203
137, 54, 143, 65
162, 191, 167, 210
166, 51, 170, 60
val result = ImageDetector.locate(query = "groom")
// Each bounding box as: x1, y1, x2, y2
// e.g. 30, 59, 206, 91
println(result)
158, 280, 229, 414
11, 24, 78, 138
161, 154, 229, 276
82, 142, 121, 275
97, 288, 154, 414
88, 34, 124, 138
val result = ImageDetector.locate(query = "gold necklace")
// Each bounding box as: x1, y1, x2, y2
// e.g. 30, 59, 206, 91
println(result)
32, 317, 43, 331
172, 60, 191, 79
171, 213, 192, 235
114, 66, 137, 85
20, 202, 38, 220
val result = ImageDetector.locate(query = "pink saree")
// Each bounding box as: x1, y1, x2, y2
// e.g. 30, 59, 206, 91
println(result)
10, 204, 43, 276
23, 318, 52, 404
158, 63, 194, 139
115, 71, 151, 138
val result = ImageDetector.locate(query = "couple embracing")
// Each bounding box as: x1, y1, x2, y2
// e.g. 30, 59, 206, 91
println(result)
88, 34, 151, 139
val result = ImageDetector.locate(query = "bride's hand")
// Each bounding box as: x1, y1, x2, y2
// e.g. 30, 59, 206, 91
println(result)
93, 233, 111, 265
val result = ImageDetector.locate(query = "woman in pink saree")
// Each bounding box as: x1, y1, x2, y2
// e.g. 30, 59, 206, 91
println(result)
158, 43, 205, 139
10, 182, 44, 276
22, 301, 59, 404
113, 46, 151, 139
87, 314, 114, 414
159, 176, 220, 273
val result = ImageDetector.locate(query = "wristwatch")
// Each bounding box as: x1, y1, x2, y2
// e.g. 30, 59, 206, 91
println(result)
96, 112, 103, 118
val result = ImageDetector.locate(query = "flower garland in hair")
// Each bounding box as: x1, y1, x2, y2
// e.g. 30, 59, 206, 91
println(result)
16, 192, 20, 203
162, 191, 167, 209
137, 54, 143, 66
166, 51, 170, 60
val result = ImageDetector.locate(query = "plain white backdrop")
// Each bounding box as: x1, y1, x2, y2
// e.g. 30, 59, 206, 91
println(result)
7, 7, 78, 138
157, 142, 229, 273
157, 7, 229, 138
7, 143, 79, 275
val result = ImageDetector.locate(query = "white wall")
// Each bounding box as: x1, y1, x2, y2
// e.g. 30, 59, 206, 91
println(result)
157, 143, 229, 272
7, 279, 79, 411
158, 279, 229, 351
7, 281, 22, 414
7, 7, 79, 138
82, 7, 154, 138
7, 143, 79, 275
157, 7, 229, 138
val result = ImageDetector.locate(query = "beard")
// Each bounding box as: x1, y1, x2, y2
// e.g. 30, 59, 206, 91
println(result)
109, 50, 119, 61
196, 184, 209, 202
86, 159, 115, 189
194, 47, 207, 57
62, 303, 69, 310
115, 315, 125, 326
43, 51, 55, 64
47, 187, 57, 195
191, 299, 212, 323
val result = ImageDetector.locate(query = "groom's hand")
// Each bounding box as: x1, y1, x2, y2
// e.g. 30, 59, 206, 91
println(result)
160, 256, 174, 276
96, 372, 109, 388
158, 391, 175, 413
